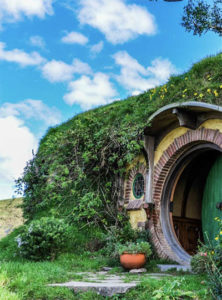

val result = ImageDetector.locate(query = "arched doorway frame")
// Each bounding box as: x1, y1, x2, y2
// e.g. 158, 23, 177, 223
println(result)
151, 127, 222, 264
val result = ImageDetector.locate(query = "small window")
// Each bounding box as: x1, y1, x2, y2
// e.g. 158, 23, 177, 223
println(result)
133, 173, 144, 199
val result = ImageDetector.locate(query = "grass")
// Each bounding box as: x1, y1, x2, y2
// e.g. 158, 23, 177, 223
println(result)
19, 53, 222, 223
0, 256, 210, 299
0, 230, 212, 300
0, 198, 24, 239
0, 54, 221, 299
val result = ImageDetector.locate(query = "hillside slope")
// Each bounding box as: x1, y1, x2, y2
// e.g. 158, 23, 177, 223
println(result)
0, 198, 23, 239
18, 53, 222, 226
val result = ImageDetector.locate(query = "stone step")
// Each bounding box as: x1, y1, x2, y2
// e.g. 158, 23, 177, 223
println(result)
48, 271, 174, 296
157, 264, 191, 272
49, 281, 137, 297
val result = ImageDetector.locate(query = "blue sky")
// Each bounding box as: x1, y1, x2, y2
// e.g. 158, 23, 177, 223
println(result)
0, 0, 221, 199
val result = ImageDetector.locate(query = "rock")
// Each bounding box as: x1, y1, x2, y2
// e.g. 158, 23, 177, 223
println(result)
102, 267, 113, 271
49, 281, 137, 297
129, 268, 147, 274
157, 264, 191, 272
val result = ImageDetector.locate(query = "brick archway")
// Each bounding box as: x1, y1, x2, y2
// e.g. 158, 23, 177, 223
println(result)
150, 127, 222, 263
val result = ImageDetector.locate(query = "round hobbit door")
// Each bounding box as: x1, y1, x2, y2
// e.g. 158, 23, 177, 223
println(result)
161, 146, 221, 261
202, 154, 222, 246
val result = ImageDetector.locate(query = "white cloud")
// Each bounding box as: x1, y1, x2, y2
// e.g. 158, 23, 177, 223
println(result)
0, 0, 53, 25
113, 51, 177, 94
30, 35, 45, 49
0, 99, 61, 126
78, 0, 156, 44
64, 73, 117, 109
72, 59, 92, 75
0, 116, 37, 180
41, 58, 92, 82
61, 31, 88, 45
90, 41, 104, 55
42, 60, 75, 82
147, 58, 177, 81
0, 42, 45, 67
0, 116, 37, 199
0, 99, 61, 199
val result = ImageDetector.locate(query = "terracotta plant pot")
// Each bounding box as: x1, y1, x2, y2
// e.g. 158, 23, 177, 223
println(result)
120, 253, 146, 270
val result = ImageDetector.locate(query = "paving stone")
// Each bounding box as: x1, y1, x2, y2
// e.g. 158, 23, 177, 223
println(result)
129, 268, 147, 274
102, 267, 113, 271
157, 264, 191, 272
49, 281, 137, 297
148, 273, 173, 277
49, 271, 174, 296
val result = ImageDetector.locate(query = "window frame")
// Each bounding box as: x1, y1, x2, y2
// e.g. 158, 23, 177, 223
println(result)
132, 173, 145, 199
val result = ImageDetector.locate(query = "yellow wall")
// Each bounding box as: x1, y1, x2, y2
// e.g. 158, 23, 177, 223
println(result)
201, 119, 222, 132
125, 154, 147, 229
154, 127, 188, 165
125, 154, 146, 172
128, 209, 147, 230
154, 119, 222, 166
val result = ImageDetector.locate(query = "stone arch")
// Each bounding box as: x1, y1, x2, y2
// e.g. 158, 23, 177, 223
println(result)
151, 127, 222, 264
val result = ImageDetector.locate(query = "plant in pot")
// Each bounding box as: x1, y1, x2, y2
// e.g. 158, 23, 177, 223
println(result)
116, 241, 152, 270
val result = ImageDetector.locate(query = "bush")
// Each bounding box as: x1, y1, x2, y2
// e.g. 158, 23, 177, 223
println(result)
191, 245, 210, 274
15, 217, 68, 261
191, 252, 208, 274
100, 222, 154, 258
206, 217, 222, 299
207, 251, 222, 299
194, 218, 222, 298
116, 241, 152, 258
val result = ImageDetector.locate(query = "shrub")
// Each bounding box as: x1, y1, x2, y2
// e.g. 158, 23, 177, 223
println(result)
191, 245, 210, 274
205, 218, 222, 299
100, 223, 154, 258
116, 241, 152, 258
15, 217, 68, 261
204, 248, 222, 299
196, 218, 222, 298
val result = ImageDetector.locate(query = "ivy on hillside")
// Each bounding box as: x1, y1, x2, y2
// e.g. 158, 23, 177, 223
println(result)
16, 53, 222, 228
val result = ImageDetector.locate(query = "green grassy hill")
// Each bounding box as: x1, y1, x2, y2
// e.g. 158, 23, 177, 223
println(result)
0, 198, 24, 239
18, 53, 222, 225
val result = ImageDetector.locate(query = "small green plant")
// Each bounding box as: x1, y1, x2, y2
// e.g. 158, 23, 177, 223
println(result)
204, 218, 222, 299
15, 217, 68, 261
101, 224, 155, 259
116, 241, 152, 258
191, 244, 211, 274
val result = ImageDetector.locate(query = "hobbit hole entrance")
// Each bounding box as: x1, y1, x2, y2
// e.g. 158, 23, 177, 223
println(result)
159, 142, 222, 263
170, 150, 219, 255
144, 103, 222, 263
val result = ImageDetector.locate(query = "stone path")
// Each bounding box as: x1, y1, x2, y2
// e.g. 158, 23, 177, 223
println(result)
157, 264, 191, 272
49, 270, 173, 297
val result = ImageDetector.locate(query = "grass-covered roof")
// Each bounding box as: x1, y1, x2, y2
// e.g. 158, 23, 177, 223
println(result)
18, 53, 222, 226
